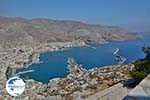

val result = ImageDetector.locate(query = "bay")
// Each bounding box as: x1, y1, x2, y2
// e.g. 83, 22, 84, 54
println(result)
17, 35, 150, 84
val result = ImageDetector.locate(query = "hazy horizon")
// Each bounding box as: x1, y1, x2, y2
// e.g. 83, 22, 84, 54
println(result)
0, 0, 149, 32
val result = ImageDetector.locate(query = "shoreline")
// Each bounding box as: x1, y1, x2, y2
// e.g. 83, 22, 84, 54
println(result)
14, 41, 128, 82
27, 59, 135, 100
7, 35, 142, 70
14, 41, 102, 71
1, 39, 140, 99
10, 40, 87, 76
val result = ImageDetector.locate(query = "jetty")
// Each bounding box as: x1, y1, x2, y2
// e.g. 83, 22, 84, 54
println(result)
113, 48, 119, 55
114, 48, 126, 64
17, 70, 34, 75
86, 44, 96, 49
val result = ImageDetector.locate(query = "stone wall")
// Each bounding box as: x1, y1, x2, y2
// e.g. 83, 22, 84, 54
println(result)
123, 74, 150, 100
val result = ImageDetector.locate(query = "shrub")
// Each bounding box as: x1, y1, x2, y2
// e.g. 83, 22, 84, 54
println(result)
130, 47, 150, 80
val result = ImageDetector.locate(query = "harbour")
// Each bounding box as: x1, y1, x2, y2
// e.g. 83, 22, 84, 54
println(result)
16, 35, 150, 83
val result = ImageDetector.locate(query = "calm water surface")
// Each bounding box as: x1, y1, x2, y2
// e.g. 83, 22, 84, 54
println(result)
17, 35, 150, 83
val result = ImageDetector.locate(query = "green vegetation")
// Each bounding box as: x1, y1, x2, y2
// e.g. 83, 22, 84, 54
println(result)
130, 47, 150, 80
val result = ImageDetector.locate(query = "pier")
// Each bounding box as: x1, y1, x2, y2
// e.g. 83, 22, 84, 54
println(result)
113, 48, 119, 55
17, 70, 34, 75
86, 44, 96, 49
114, 48, 126, 64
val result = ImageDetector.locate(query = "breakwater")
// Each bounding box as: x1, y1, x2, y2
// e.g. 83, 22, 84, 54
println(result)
114, 48, 126, 64
17, 70, 34, 75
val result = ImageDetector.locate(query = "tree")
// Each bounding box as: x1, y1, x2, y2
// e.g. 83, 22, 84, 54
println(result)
142, 47, 150, 60
130, 47, 150, 80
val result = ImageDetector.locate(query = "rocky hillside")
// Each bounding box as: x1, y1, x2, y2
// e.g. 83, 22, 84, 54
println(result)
0, 16, 141, 48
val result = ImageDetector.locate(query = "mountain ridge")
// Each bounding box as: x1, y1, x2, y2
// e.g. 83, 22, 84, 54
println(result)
0, 16, 142, 48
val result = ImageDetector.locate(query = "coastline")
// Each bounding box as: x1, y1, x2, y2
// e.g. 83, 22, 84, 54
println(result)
9, 40, 87, 76
21, 59, 135, 100
13, 41, 112, 77
14, 40, 106, 71
1, 37, 145, 99
12, 39, 129, 79
6, 33, 144, 70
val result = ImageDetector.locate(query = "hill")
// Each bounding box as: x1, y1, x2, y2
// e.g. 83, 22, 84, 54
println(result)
0, 16, 141, 48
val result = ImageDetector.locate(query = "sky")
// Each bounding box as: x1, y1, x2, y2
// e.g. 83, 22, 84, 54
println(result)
0, 0, 150, 32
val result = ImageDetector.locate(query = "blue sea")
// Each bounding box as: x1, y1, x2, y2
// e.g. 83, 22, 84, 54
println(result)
17, 35, 150, 84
